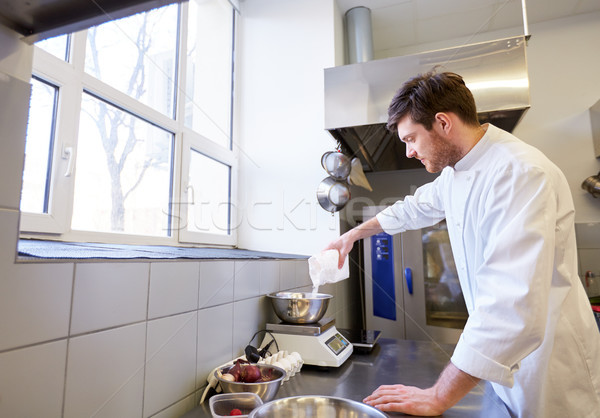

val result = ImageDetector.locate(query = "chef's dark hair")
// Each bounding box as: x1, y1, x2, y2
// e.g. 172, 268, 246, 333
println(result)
386, 70, 479, 133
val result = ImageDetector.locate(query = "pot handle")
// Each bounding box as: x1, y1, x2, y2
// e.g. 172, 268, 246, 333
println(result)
405, 267, 413, 295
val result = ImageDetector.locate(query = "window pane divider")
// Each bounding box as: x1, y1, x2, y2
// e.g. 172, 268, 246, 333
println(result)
81, 73, 179, 134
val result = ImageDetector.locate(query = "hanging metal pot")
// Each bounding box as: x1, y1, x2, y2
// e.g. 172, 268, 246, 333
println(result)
582, 171, 600, 198
321, 151, 351, 180
317, 176, 351, 213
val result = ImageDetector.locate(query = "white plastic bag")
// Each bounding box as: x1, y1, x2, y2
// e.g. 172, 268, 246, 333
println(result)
308, 249, 349, 292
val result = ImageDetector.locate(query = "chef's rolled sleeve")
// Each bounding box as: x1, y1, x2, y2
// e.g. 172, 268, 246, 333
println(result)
451, 334, 518, 387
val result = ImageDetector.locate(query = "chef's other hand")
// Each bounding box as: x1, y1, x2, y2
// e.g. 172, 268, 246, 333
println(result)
363, 384, 445, 416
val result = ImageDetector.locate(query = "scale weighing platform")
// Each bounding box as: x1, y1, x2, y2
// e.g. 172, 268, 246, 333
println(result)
263, 317, 353, 367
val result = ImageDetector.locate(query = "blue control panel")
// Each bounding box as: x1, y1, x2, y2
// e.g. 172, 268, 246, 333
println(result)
371, 232, 396, 320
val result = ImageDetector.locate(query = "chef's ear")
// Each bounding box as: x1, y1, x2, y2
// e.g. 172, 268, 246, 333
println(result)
434, 112, 452, 133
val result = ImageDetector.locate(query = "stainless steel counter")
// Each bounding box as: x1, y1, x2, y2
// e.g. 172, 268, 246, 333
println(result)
181, 338, 510, 417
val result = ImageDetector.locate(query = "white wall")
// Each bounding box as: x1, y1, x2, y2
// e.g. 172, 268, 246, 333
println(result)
235, 0, 341, 256
515, 12, 600, 222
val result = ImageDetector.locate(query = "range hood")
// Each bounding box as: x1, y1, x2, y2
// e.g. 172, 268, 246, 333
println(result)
0, 0, 183, 42
324, 36, 531, 172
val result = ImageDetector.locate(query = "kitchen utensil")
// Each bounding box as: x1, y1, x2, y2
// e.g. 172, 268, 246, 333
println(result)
316, 176, 351, 213
267, 292, 332, 324
348, 157, 373, 191
209, 393, 263, 418
245, 345, 261, 363
248, 395, 388, 417
321, 151, 351, 180
581, 171, 600, 197
263, 317, 353, 367
215, 364, 285, 402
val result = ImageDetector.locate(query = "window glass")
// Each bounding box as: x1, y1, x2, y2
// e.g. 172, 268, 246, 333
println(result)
21, 1, 237, 246
71, 93, 174, 236
21, 77, 57, 213
185, 0, 233, 148
187, 150, 231, 235
36, 34, 70, 61
422, 221, 468, 329
85, 4, 178, 117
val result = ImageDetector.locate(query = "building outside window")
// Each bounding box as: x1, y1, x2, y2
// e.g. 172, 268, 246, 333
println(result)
20, 0, 238, 247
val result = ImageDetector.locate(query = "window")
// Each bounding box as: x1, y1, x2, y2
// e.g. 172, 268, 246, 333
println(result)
21, 77, 58, 214
21, 0, 237, 247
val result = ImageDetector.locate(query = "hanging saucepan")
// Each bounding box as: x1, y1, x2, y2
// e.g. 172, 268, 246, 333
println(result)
321, 151, 351, 180
317, 176, 351, 213
582, 171, 600, 198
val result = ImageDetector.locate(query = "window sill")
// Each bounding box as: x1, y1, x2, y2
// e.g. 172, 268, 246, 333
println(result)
17, 239, 307, 262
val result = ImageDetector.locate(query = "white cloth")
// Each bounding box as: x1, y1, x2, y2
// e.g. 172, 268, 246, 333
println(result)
376, 124, 600, 417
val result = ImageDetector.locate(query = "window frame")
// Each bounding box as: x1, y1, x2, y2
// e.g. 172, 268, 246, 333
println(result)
19, 1, 238, 247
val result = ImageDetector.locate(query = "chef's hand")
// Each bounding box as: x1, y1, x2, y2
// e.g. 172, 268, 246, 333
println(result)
363, 384, 444, 416
324, 233, 354, 269
364, 363, 480, 416
324, 216, 385, 269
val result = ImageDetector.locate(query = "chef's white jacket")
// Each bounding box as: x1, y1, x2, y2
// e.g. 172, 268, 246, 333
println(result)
377, 124, 600, 417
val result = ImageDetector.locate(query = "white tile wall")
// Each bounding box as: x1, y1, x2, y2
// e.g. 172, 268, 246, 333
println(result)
0, 209, 19, 265
0, 251, 296, 417
280, 260, 296, 290
233, 297, 262, 357
149, 262, 199, 319
259, 260, 280, 294
196, 303, 234, 388
70, 263, 149, 334
295, 259, 311, 288
0, 262, 73, 351
0, 340, 67, 418
234, 260, 261, 300
0, 72, 29, 210
199, 261, 234, 308
144, 312, 197, 417
64, 323, 146, 418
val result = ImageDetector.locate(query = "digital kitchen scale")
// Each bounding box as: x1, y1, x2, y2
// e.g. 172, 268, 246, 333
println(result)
338, 328, 381, 352
262, 317, 353, 367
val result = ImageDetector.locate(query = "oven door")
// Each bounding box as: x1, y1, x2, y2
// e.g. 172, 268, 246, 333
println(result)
363, 214, 467, 344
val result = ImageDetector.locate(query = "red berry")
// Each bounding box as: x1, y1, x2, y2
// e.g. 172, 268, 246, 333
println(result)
229, 408, 242, 416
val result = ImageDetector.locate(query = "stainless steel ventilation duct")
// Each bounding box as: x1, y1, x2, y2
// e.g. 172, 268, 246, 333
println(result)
345, 7, 373, 64
324, 35, 531, 172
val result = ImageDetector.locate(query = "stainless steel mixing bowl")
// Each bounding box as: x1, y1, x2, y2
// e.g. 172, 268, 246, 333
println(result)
215, 364, 285, 403
267, 292, 332, 324
248, 395, 388, 417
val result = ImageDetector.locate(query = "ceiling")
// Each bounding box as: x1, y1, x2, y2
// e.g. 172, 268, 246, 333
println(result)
336, 0, 600, 55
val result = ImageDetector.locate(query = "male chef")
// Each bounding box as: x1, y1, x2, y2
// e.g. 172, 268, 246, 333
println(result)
325, 71, 600, 417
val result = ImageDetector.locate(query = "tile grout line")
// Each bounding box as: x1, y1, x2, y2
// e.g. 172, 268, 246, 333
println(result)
194, 262, 201, 400
141, 263, 151, 418
61, 262, 77, 418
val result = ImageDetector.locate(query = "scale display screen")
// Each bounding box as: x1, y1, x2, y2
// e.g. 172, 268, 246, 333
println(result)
325, 333, 349, 355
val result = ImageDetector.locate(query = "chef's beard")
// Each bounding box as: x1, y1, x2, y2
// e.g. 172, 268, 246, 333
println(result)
421, 130, 464, 173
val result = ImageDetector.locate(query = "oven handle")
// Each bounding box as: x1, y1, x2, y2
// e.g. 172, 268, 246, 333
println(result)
404, 267, 413, 295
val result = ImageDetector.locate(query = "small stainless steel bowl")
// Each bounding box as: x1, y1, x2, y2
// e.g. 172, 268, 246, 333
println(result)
215, 364, 285, 403
267, 292, 332, 324
248, 395, 388, 417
